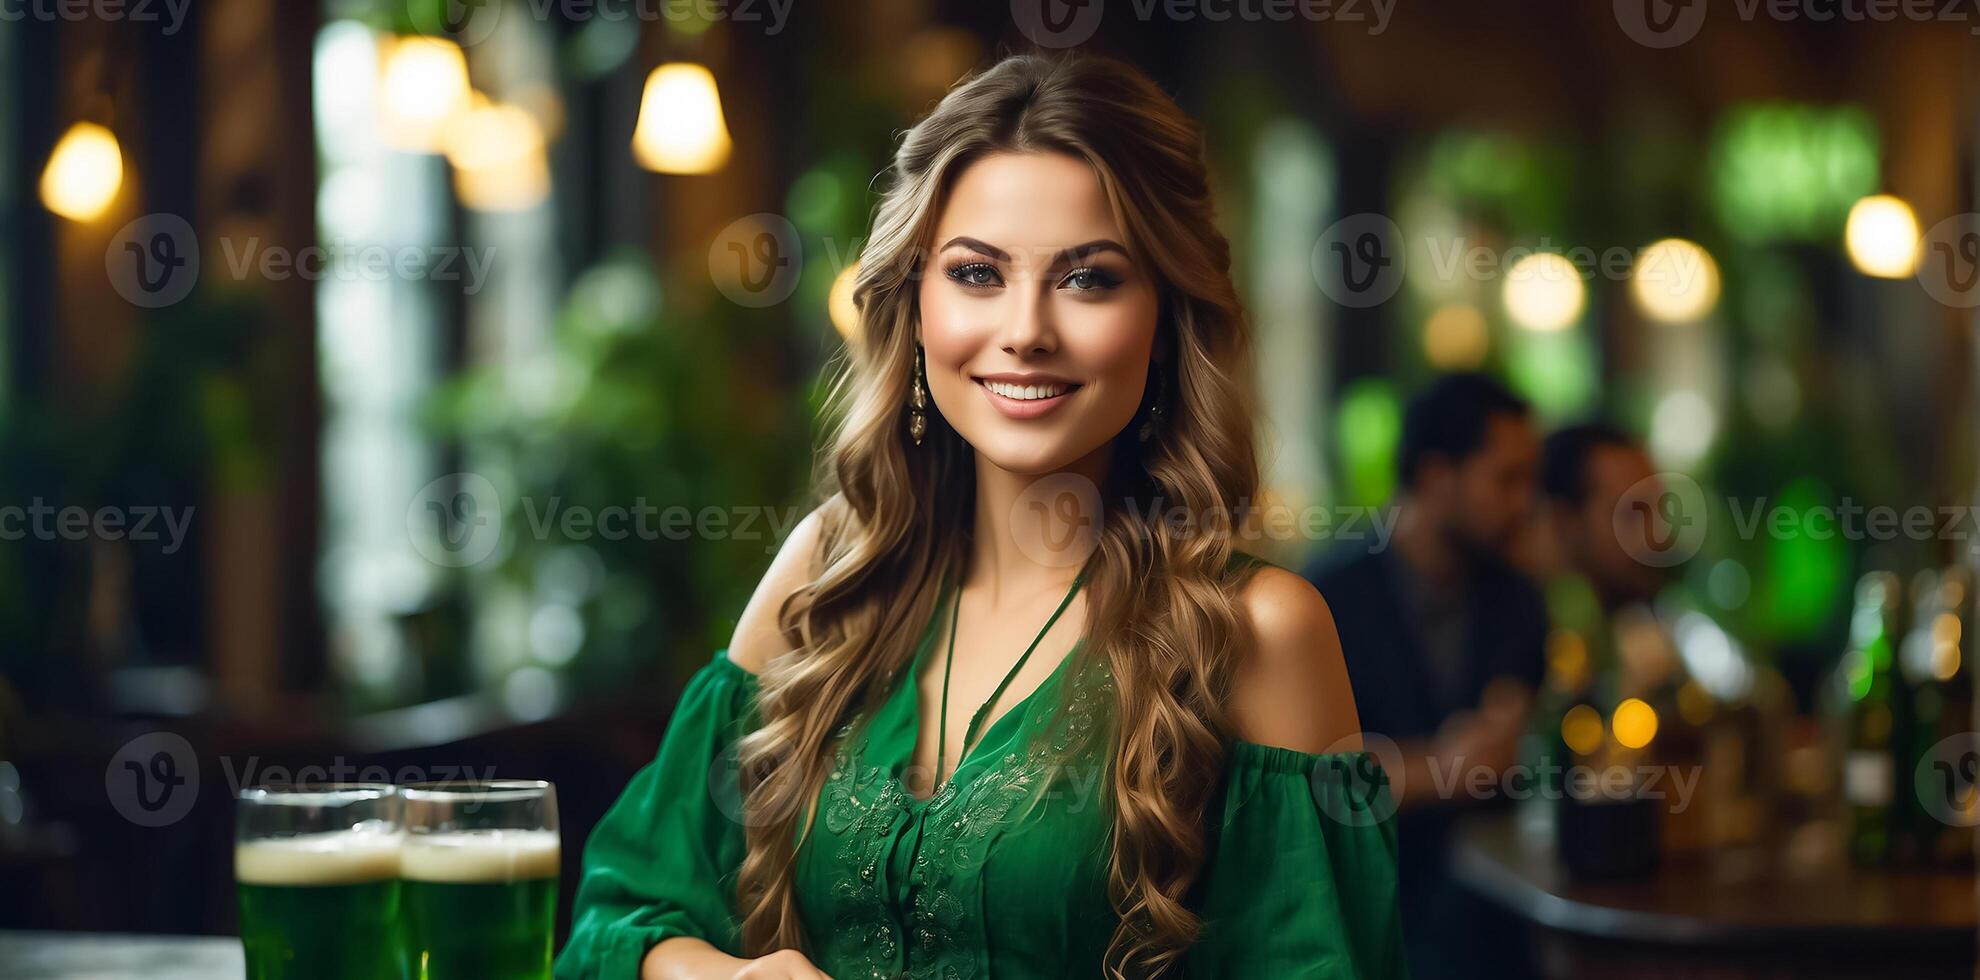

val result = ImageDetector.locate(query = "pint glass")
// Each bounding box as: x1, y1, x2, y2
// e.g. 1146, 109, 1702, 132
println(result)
400, 780, 560, 980
235, 783, 407, 980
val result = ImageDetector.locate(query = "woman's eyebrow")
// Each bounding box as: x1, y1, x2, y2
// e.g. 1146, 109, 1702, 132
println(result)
938, 236, 1010, 261
1053, 239, 1130, 264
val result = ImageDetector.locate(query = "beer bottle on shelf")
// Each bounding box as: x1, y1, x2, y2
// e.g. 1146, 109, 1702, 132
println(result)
1905, 564, 1977, 867
1835, 571, 1903, 866
1892, 567, 1942, 867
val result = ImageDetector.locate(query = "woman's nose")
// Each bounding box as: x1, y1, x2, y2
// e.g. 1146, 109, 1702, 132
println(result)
999, 280, 1058, 355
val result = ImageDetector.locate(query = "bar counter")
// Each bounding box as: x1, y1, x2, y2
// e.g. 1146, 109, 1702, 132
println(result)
0, 930, 243, 979
1452, 809, 1979, 979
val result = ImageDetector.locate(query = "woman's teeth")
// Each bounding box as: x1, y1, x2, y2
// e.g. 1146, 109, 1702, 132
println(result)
982, 380, 1071, 401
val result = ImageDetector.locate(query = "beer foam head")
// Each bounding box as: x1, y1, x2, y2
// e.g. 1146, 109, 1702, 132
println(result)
235, 831, 402, 886
400, 829, 560, 883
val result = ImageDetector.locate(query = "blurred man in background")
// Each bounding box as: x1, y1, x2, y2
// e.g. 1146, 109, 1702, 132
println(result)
1305, 372, 1547, 978
1539, 422, 1669, 615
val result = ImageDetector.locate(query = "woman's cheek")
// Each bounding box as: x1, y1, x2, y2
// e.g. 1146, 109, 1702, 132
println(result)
917, 278, 986, 348
1064, 298, 1158, 421
915, 286, 987, 411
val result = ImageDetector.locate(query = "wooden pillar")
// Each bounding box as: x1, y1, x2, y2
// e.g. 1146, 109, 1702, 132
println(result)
198, 0, 322, 712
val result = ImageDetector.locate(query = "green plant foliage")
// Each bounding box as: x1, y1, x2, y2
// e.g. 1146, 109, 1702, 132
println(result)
427, 250, 813, 699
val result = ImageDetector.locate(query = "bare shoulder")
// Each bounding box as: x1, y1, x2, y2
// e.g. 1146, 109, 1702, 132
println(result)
1227, 565, 1364, 753
725, 507, 829, 676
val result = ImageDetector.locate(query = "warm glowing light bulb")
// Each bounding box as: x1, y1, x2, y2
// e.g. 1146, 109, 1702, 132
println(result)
379, 36, 471, 153
631, 63, 732, 174
1502, 252, 1584, 332
1631, 238, 1720, 323
445, 97, 550, 212
1613, 698, 1659, 749
40, 121, 123, 222
1844, 194, 1921, 278
829, 261, 861, 341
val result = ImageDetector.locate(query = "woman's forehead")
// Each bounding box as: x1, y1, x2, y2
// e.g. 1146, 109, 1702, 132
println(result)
932, 152, 1127, 256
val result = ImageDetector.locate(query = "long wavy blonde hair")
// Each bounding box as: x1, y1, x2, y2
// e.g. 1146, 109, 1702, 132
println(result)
734, 52, 1263, 979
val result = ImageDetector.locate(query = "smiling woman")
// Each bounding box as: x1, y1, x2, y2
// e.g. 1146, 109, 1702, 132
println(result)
920, 151, 1159, 465
557, 52, 1406, 980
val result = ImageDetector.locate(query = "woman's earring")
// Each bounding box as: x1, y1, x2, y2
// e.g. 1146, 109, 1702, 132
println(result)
1138, 369, 1166, 443
909, 346, 928, 446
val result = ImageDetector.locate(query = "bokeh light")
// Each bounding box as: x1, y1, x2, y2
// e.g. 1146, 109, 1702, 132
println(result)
1631, 238, 1721, 323
377, 35, 470, 153
39, 121, 122, 222
1562, 704, 1604, 756
1502, 252, 1585, 332
445, 98, 551, 212
828, 261, 861, 341
1613, 698, 1659, 749
632, 63, 732, 174
1650, 389, 1717, 466
1422, 303, 1490, 368
1335, 380, 1402, 507
1844, 194, 1921, 278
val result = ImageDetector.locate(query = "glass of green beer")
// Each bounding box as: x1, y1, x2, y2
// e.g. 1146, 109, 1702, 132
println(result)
235, 783, 407, 980
400, 780, 561, 980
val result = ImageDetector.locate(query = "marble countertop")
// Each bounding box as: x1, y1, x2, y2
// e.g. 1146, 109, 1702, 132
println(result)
0, 931, 244, 979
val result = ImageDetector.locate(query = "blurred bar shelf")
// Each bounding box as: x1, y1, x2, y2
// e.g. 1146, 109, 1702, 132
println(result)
1453, 811, 1978, 979
0, 930, 243, 979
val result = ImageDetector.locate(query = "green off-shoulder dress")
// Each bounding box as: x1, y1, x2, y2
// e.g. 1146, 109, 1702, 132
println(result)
556, 561, 1409, 979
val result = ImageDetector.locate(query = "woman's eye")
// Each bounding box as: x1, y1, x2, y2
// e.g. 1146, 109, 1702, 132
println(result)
1060, 267, 1121, 292
946, 263, 1003, 288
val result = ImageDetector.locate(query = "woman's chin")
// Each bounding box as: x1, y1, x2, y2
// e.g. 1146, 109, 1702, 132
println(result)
971, 444, 1076, 478
961, 427, 1117, 479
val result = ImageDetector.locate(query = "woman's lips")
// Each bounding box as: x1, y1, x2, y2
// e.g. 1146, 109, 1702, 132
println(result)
975, 378, 1081, 419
